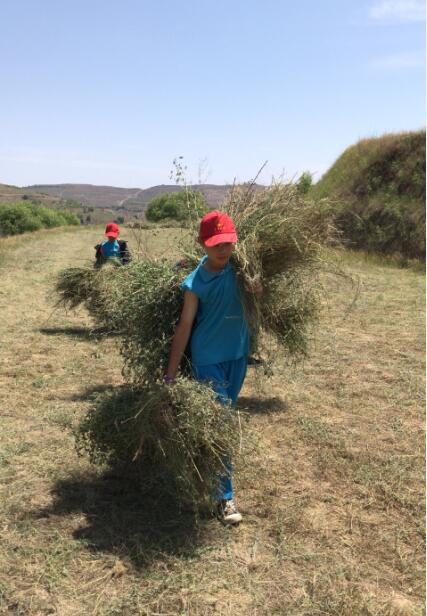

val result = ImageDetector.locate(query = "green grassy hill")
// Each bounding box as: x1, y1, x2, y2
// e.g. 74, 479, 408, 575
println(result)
313, 130, 426, 259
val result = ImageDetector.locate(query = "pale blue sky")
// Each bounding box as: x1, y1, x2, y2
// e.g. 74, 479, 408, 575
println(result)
1, 0, 425, 187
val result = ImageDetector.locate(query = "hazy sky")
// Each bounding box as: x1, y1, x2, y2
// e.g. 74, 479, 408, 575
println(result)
1, 0, 425, 187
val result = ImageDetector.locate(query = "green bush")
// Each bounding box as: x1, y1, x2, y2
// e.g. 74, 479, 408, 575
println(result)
60, 210, 81, 225
0, 201, 80, 236
26, 203, 66, 228
145, 190, 209, 223
0, 203, 43, 235
297, 171, 313, 195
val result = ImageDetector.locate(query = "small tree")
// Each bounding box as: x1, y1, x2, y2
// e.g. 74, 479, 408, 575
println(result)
297, 171, 313, 195
145, 190, 208, 223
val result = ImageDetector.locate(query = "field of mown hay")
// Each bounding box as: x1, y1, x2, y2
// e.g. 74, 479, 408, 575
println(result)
0, 225, 425, 616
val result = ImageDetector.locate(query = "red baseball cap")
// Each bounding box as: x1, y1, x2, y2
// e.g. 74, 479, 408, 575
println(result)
199, 211, 238, 247
105, 222, 119, 238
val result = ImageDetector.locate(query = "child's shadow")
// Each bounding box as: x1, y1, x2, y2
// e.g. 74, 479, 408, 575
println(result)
40, 326, 120, 340
238, 395, 288, 415
36, 470, 205, 570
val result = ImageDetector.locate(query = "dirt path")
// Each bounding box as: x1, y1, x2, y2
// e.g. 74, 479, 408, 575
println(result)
0, 227, 425, 616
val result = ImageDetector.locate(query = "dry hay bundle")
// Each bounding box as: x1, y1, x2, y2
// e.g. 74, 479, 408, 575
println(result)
227, 184, 335, 358
55, 266, 98, 310
181, 182, 336, 358
114, 183, 335, 379
227, 182, 333, 278
56, 260, 191, 383
55, 261, 129, 332
107, 260, 192, 384
74, 378, 243, 508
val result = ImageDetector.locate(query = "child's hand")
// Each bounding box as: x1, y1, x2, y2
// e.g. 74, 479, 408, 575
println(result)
174, 258, 189, 271
244, 275, 263, 295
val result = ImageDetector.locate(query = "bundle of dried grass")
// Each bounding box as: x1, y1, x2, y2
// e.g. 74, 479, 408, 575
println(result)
74, 378, 243, 509
181, 182, 336, 359
55, 261, 126, 331
56, 260, 190, 382
55, 266, 98, 311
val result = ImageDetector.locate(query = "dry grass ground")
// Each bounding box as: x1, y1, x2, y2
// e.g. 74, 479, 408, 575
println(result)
0, 226, 424, 616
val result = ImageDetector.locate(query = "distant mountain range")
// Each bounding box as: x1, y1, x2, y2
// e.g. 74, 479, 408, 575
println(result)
23, 183, 234, 212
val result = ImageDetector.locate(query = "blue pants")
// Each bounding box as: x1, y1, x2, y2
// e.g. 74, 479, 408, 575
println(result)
193, 356, 247, 501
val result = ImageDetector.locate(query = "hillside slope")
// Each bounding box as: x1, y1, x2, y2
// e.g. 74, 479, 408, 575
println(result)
0, 183, 117, 226
314, 130, 426, 258
26, 183, 142, 208
24, 183, 233, 211
0, 183, 71, 208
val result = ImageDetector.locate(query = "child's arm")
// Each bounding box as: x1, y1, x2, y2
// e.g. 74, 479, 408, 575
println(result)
165, 290, 199, 381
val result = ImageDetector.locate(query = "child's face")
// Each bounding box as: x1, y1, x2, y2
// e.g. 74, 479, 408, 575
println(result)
203, 241, 235, 270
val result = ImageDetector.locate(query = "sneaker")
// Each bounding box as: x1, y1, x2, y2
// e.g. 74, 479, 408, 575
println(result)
217, 499, 243, 525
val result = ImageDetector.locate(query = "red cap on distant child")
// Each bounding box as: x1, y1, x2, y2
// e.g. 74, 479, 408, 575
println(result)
105, 222, 119, 238
199, 211, 237, 247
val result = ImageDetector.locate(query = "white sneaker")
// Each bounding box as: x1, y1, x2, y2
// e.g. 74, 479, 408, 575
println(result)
217, 499, 243, 524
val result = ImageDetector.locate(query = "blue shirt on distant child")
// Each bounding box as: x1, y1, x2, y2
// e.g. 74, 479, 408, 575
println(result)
101, 239, 120, 259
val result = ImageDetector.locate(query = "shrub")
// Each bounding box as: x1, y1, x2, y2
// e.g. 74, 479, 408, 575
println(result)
26, 203, 65, 228
0, 201, 80, 236
0, 203, 43, 235
297, 171, 313, 194
145, 190, 209, 223
60, 210, 81, 225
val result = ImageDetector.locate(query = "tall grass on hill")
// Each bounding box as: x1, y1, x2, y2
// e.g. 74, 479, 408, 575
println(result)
0, 200, 80, 236
313, 130, 426, 259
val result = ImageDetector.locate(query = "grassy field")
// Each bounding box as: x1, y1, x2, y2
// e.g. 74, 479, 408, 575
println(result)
0, 226, 425, 616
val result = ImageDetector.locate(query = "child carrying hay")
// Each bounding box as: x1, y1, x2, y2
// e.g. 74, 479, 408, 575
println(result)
57, 181, 336, 520
94, 222, 132, 268
165, 210, 262, 525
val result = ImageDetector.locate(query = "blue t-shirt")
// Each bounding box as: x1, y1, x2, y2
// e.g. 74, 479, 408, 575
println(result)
181, 256, 249, 366
101, 239, 120, 258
